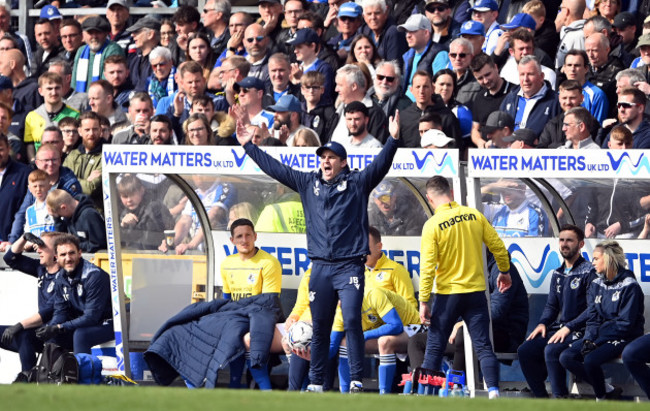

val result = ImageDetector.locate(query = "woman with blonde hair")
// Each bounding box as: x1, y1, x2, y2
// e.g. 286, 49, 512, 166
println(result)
291, 129, 320, 147
183, 113, 216, 145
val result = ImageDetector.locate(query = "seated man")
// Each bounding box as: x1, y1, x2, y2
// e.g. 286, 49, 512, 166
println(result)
46, 189, 107, 253
35, 234, 113, 354
368, 181, 428, 236
1, 232, 64, 374
482, 179, 548, 237
221, 218, 282, 390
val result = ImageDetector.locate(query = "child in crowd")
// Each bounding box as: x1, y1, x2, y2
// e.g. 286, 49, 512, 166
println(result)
23, 169, 54, 238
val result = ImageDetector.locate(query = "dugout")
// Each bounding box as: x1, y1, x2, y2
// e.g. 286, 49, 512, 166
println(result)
100, 145, 460, 378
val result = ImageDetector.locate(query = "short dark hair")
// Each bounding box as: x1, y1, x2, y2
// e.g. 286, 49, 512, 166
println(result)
510, 27, 535, 46
151, 114, 173, 130
60, 18, 81, 32
344, 101, 369, 117
368, 226, 381, 243
559, 224, 585, 242
420, 111, 442, 127
58, 116, 79, 129
43, 125, 63, 140
35, 18, 54, 28
117, 174, 144, 195
230, 218, 255, 236
564, 49, 589, 67
79, 110, 102, 123
173, 5, 201, 25
426, 176, 451, 196
412, 70, 432, 84
469, 52, 495, 73
54, 233, 81, 254
559, 79, 582, 93
298, 11, 324, 31
620, 87, 647, 106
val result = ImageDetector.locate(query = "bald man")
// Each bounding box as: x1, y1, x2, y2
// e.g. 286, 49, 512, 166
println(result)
585, 33, 625, 113
0, 49, 43, 114
244, 23, 271, 86
554, 0, 586, 69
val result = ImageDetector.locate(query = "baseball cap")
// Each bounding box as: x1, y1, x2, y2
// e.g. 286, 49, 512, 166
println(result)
344, 101, 369, 117
460, 20, 485, 36
81, 16, 111, 33
286, 28, 321, 46
421, 129, 454, 148
0, 75, 12, 90
397, 14, 432, 33
257, 0, 281, 4
425, 0, 450, 6
503, 128, 537, 146
107, 0, 128, 8
500, 13, 536, 31
338, 2, 363, 19
40, 5, 62, 20
316, 141, 347, 160
471, 0, 498, 12
613, 12, 636, 29
483, 111, 514, 134
234, 77, 265, 91
373, 181, 395, 204
126, 16, 162, 33
637, 33, 650, 48
267, 94, 302, 113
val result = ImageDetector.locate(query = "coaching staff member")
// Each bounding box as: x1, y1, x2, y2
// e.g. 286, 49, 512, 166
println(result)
234, 108, 401, 393
418, 176, 511, 399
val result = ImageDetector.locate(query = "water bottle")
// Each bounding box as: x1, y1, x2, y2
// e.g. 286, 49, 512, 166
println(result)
451, 384, 463, 397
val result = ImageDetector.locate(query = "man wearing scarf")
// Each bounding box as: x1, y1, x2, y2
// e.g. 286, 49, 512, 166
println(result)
71, 16, 124, 93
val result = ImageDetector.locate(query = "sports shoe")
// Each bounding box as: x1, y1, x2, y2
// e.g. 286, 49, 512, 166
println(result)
605, 386, 623, 400
305, 384, 323, 393
350, 380, 363, 393
488, 388, 500, 399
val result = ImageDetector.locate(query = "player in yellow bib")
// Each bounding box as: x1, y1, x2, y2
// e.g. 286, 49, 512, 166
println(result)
365, 226, 417, 310
331, 287, 420, 394
220, 218, 282, 390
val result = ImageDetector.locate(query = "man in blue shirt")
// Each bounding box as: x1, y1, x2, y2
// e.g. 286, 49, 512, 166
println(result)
398, 14, 441, 101
562, 49, 609, 124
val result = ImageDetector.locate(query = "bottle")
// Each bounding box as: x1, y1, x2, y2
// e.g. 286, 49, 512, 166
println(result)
451, 384, 462, 397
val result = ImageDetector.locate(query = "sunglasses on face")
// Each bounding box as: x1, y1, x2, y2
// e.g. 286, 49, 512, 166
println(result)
426, 5, 448, 13
376, 74, 395, 82
246, 36, 265, 43
302, 85, 322, 90
449, 52, 468, 59
617, 101, 638, 109
339, 16, 357, 22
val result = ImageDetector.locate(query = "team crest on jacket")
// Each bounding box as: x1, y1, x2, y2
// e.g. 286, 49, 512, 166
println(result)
570, 277, 580, 289
313, 180, 320, 196
77, 283, 84, 297
247, 274, 256, 284
309, 291, 316, 302
367, 314, 378, 323
47, 282, 55, 293
612, 290, 621, 302
337, 180, 347, 192
312, 117, 320, 128
376, 271, 385, 281
63, 286, 70, 301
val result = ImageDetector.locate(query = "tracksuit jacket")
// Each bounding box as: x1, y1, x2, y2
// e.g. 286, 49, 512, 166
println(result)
499, 81, 561, 138
244, 137, 400, 261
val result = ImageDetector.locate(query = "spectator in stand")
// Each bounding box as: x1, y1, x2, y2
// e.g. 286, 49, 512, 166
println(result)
601, 87, 650, 148
522, 1, 560, 62
424, 0, 461, 48
297, 11, 340, 71
346, 34, 381, 78
32, 18, 66, 78
585, 32, 626, 107
558, 106, 600, 149
59, 19, 84, 63
433, 69, 472, 144
276, 0, 304, 56
58, 117, 81, 159
398, 14, 440, 102
183, 113, 216, 146
24, 72, 80, 162
147, 46, 178, 108
243, 24, 271, 85
584, 15, 633, 68
48, 60, 88, 112
214, 54, 249, 97
187, 32, 218, 83
63, 111, 104, 212
586, 0, 619, 23
258, 0, 285, 40
201, 0, 231, 58
0, 74, 27, 141
0, 2, 34, 75
126, 16, 161, 93
88, 80, 128, 126
264, 53, 301, 107
612, 12, 637, 56
470, 0, 502, 55
479, 111, 515, 148
538, 80, 599, 148
369, 60, 411, 119
112, 93, 155, 145
22, 169, 55, 237
169, 6, 203, 65
106, 0, 133, 53
331, 64, 389, 144
0, 133, 29, 251
631, 33, 650, 71
102, 55, 133, 113
338, 101, 382, 149
35, 233, 112, 352
288, 28, 336, 104
500, 56, 561, 138
160, 20, 175, 50
499, 28, 556, 90
469, 53, 515, 148
213, 12, 254, 68
482, 179, 548, 237
0, 101, 24, 162
327, 2, 364, 65
360, 0, 408, 63
268, 94, 313, 146
554, 0, 586, 69
561, 49, 609, 123
300, 71, 337, 144
399, 70, 461, 147
1, 49, 42, 115
71, 16, 125, 93
150, 114, 176, 145
235, 76, 274, 129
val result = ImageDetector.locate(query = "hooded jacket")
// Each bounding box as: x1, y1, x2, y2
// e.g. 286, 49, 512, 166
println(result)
54, 195, 106, 252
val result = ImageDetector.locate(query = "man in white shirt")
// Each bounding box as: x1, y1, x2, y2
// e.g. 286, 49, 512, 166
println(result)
339, 101, 382, 149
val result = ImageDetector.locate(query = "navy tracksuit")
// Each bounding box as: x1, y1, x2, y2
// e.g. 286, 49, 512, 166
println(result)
517, 257, 596, 397
623, 334, 650, 399
1, 249, 58, 370
49, 259, 114, 354
244, 138, 400, 385
560, 269, 644, 399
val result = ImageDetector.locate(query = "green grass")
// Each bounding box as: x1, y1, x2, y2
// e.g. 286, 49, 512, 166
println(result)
0, 385, 641, 411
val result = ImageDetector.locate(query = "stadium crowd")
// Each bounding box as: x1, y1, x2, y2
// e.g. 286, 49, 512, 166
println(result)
1, 0, 650, 400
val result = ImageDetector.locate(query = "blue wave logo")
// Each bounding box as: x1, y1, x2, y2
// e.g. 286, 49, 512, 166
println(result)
508, 243, 560, 288
607, 152, 650, 175
411, 151, 457, 174
232, 149, 248, 168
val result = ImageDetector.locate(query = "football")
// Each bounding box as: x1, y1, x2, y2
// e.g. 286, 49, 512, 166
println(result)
288, 321, 313, 350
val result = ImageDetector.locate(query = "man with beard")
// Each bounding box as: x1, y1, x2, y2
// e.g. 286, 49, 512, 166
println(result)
601, 87, 650, 149
424, 0, 460, 48
369, 61, 411, 119
518, 224, 597, 398
243, 23, 271, 86
63, 111, 104, 212
482, 179, 547, 237
0, 134, 29, 251
71, 16, 124, 93
339, 101, 382, 149
267, 94, 313, 145
32, 18, 66, 78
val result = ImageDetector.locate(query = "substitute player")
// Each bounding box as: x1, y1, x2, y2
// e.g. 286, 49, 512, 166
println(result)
234, 108, 401, 393
221, 218, 282, 390
418, 176, 511, 399
331, 286, 420, 394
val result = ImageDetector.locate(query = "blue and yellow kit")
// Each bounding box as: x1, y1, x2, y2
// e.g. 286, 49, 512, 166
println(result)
365, 253, 417, 309
220, 248, 282, 301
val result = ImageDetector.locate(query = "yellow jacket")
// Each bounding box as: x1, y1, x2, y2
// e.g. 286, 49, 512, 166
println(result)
365, 253, 417, 309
